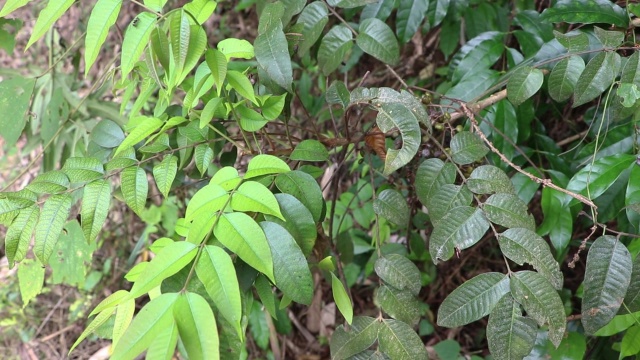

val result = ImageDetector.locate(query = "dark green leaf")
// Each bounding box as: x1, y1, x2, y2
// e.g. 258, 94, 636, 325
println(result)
483, 193, 536, 231
548, 56, 585, 102
565, 154, 635, 206
374, 254, 421, 296
622, 254, 640, 313
265, 193, 316, 257
467, 165, 515, 195
356, 18, 399, 65
290, 139, 329, 161
430, 206, 490, 263
415, 158, 457, 205
91, 119, 125, 148
296, 1, 329, 56
330, 316, 379, 359
396, 0, 428, 44
507, 66, 543, 106
540, 0, 628, 27
275, 170, 324, 222
427, 184, 473, 224
374, 285, 421, 326
378, 318, 427, 360
255, 21, 293, 92
326, 80, 351, 108
573, 52, 621, 107
450, 131, 489, 165
318, 25, 353, 76
362, 0, 394, 21
327, 0, 377, 8
373, 189, 409, 226
487, 294, 537, 360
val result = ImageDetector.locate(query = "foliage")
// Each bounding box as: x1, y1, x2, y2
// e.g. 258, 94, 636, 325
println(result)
1, 0, 640, 359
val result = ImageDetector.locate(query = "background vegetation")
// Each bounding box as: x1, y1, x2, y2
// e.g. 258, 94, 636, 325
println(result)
1, 0, 640, 359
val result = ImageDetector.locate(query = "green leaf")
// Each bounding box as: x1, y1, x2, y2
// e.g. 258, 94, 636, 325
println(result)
275, 170, 324, 222
427, 0, 449, 27
259, 93, 286, 120
194, 143, 214, 177
265, 193, 316, 256
173, 292, 219, 360
564, 154, 635, 206
5, 205, 39, 266
621, 324, 640, 358
0, 76, 36, 148
318, 25, 353, 76
356, 18, 399, 65
184, 0, 217, 24
396, 0, 428, 44
290, 139, 329, 161
487, 294, 537, 360
540, 0, 628, 27
128, 241, 197, 299
451, 35, 504, 84
26, 0, 75, 49
185, 183, 228, 222
450, 131, 489, 165
332, 272, 353, 324
621, 51, 640, 88
330, 316, 379, 359
582, 235, 632, 334
226, 70, 258, 105
327, 0, 377, 7
34, 193, 73, 265
483, 193, 536, 231
27, 171, 70, 194
85, 0, 122, 75
430, 206, 490, 263
205, 49, 227, 95
326, 80, 351, 108
573, 52, 621, 107
255, 274, 278, 319
49, 221, 95, 286
91, 119, 125, 148
0, 0, 30, 17
374, 285, 421, 326
255, 21, 293, 92
437, 272, 510, 327
144, 0, 167, 12
231, 181, 283, 219
214, 212, 275, 282
112, 299, 135, 350
152, 155, 177, 198
261, 221, 313, 305
548, 56, 585, 102
70, 308, 116, 354
554, 30, 589, 53
169, 10, 190, 82
498, 228, 563, 290
378, 318, 427, 360
81, 179, 111, 244
236, 104, 267, 132
120, 166, 148, 215
195, 245, 243, 339
296, 1, 328, 56
245, 154, 290, 178
426, 184, 473, 224
217, 38, 254, 60
210, 167, 242, 191
62, 157, 104, 183
507, 66, 543, 106
374, 254, 421, 296
415, 158, 457, 205
510, 271, 566, 347
90, 290, 130, 316
622, 253, 640, 313
120, 12, 157, 80
467, 165, 515, 195
617, 83, 640, 107
373, 189, 409, 226
594, 26, 624, 48
114, 116, 163, 156
111, 293, 179, 360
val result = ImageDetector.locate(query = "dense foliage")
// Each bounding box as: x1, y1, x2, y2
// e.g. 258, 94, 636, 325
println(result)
1, 0, 640, 359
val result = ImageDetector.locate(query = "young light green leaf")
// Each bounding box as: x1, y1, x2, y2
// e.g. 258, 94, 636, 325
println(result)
296, 1, 328, 56
374, 254, 421, 296
111, 293, 179, 360
210, 167, 242, 190
62, 157, 104, 183
128, 241, 197, 299
196, 245, 243, 339
69, 308, 116, 354
85, 0, 122, 75
5, 205, 39, 266
261, 221, 313, 305
231, 181, 283, 219
152, 155, 177, 198
565, 153, 635, 206
396, 0, 428, 44
357, 18, 399, 65
144, 0, 167, 12
217, 38, 254, 60
373, 189, 409, 226
121, 166, 148, 215
185, 183, 228, 221
548, 55, 585, 102
27, 171, 70, 194
582, 235, 632, 334
236, 104, 267, 132
499, 228, 563, 290
226, 70, 258, 105
290, 139, 329, 162
427, 184, 473, 224
467, 165, 515, 195
318, 25, 353, 76
265, 193, 316, 256
81, 179, 111, 244
378, 318, 428, 360
540, 0, 628, 27
0, 0, 30, 17
214, 212, 275, 282
275, 170, 324, 222
430, 206, 490, 263
437, 272, 510, 327
173, 292, 219, 360
507, 66, 543, 106
573, 52, 621, 107
112, 299, 135, 349
510, 271, 566, 347
331, 272, 353, 324
483, 193, 536, 231
487, 294, 537, 360
620, 325, 640, 358
169, 10, 190, 80
415, 158, 457, 205
194, 143, 214, 177
26, 0, 75, 49
89, 290, 131, 316
450, 131, 489, 165
205, 48, 227, 94
330, 316, 379, 359
374, 285, 421, 326
144, 322, 178, 360
120, 12, 157, 80
255, 21, 293, 92
34, 193, 73, 265
18, 258, 45, 307
114, 116, 163, 156
184, 0, 217, 24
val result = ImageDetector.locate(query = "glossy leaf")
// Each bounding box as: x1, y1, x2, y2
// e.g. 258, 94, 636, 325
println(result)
373, 189, 409, 226
255, 20, 293, 92
430, 206, 490, 263
111, 293, 179, 360
483, 193, 536, 231
128, 241, 197, 299
332, 272, 353, 324
582, 235, 632, 334
120, 12, 156, 80
290, 139, 329, 162
438, 272, 510, 327
231, 181, 283, 219
121, 166, 148, 215
510, 271, 566, 347
81, 179, 111, 244
318, 25, 353, 76
26, 0, 75, 49
540, 0, 628, 27
499, 228, 563, 289
244, 154, 290, 178
507, 66, 543, 106
85, 0, 122, 75
356, 18, 399, 65
548, 56, 585, 102
34, 194, 72, 265
296, 1, 329, 56
374, 285, 421, 326
487, 294, 537, 360
415, 158, 457, 205
275, 170, 324, 222
265, 193, 316, 256
185, 183, 228, 222
564, 154, 635, 206
362, 0, 395, 21
173, 292, 219, 360
152, 155, 177, 198
396, 0, 428, 44
450, 131, 489, 165
374, 254, 421, 296
378, 318, 428, 360
214, 212, 275, 282
573, 52, 621, 107
330, 316, 379, 359
622, 253, 640, 313
467, 165, 515, 195
5, 205, 39, 266
427, 184, 473, 224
